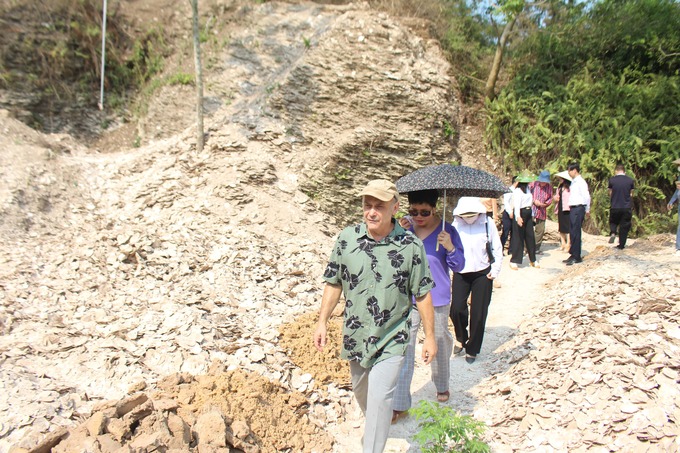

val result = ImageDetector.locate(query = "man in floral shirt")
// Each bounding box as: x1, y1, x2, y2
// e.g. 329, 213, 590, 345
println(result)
314, 179, 436, 453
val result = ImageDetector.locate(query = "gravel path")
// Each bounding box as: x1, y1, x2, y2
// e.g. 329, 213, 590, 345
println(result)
331, 227, 613, 452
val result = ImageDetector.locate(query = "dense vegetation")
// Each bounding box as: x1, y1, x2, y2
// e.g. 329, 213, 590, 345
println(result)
0, 0, 165, 133
483, 0, 680, 235
372, 0, 679, 236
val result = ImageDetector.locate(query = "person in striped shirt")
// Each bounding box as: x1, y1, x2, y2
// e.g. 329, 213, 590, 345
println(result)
529, 170, 553, 254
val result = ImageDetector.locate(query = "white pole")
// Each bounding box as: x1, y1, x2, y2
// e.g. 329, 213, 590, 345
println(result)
98, 0, 108, 110
437, 189, 446, 251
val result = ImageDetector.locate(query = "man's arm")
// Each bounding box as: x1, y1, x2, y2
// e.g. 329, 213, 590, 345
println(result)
513, 189, 522, 220
545, 186, 553, 206
314, 283, 342, 352
580, 179, 592, 213
415, 292, 436, 365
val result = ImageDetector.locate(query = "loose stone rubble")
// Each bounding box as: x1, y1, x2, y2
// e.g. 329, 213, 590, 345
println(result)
1, 2, 463, 451
473, 241, 680, 452
1, 1, 679, 452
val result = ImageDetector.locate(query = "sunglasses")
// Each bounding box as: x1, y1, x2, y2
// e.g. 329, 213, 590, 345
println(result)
408, 209, 432, 217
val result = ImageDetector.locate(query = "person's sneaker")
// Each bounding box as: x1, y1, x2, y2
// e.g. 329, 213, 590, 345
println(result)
530, 261, 540, 268
453, 344, 464, 355
609, 234, 616, 244
675, 250, 680, 257
566, 257, 583, 266
509, 263, 518, 270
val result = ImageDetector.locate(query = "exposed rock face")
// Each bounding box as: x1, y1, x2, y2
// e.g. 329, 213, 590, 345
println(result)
262, 6, 460, 224
0, 2, 461, 452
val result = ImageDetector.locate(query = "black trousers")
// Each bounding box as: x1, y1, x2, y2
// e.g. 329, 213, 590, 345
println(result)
569, 205, 586, 259
450, 268, 493, 356
609, 208, 632, 247
510, 207, 536, 264
500, 211, 512, 250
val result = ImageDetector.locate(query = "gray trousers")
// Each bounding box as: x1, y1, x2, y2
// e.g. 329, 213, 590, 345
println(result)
350, 355, 404, 453
534, 218, 546, 250
392, 304, 453, 411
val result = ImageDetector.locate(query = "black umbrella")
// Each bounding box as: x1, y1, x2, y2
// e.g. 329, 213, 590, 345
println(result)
395, 164, 509, 198
395, 164, 509, 249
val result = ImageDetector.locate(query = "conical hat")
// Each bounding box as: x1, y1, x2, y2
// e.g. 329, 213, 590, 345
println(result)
555, 170, 572, 181
516, 170, 536, 183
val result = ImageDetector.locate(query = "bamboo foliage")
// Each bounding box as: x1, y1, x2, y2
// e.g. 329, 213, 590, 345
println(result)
485, 0, 680, 237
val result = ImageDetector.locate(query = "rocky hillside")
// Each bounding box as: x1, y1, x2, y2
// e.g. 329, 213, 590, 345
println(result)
0, 1, 468, 451
3, 1, 677, 453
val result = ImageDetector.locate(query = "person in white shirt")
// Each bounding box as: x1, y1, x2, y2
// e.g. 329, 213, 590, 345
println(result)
509, 173, 539, 270
565, 162, 591, 265
500, 176, 517, 255
450, 197, 503, 364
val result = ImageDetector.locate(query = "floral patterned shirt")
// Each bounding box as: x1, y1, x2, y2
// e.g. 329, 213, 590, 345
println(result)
323, 221, 434, 368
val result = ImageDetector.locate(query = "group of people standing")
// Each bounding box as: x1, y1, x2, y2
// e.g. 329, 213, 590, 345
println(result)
501, 164, 590, 268
500, 162, 634, 268
312, 160, 643, 453
313, 179, 502, 452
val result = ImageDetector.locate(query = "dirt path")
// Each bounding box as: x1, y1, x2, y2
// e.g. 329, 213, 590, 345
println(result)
330, 226, 613, 452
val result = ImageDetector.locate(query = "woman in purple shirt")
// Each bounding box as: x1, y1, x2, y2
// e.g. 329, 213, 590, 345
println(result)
392, 190, 465, 422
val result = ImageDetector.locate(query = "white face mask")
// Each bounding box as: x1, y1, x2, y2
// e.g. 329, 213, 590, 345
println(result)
462, 214, 479, 224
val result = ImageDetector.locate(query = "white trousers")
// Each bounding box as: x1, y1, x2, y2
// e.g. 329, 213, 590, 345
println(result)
349, 355, 404, 453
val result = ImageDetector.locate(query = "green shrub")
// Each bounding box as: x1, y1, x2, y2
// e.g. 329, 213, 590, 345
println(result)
0, 0, 167, 127
410, 400, 490, 453
484, 0, 680, 237
167, 72, 194, 86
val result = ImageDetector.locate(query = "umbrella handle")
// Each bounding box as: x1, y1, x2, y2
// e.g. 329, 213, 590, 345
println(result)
436, 189, 447, 252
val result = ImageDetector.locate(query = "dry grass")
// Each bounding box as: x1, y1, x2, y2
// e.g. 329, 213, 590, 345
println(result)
369, 0, 449, 34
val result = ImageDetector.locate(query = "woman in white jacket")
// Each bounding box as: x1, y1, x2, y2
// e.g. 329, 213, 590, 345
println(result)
450, 197, 503, 364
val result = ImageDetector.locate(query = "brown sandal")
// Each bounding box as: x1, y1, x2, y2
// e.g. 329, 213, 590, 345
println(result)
436, 390, 450, 403
391, 410, 407, 424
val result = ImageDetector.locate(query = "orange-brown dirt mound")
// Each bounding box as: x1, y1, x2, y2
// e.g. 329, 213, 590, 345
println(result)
279, 311, 350, 389
27, 369, 333, 453
156, 370, 333, 452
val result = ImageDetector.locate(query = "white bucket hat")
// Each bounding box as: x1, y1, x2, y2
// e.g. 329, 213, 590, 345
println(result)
453, 197, 487, 217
